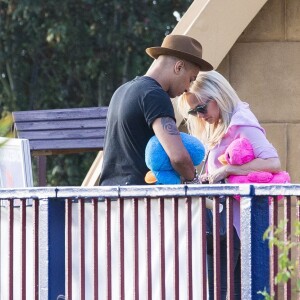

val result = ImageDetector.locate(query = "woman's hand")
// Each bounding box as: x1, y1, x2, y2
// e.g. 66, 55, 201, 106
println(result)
208, 165, 229, 183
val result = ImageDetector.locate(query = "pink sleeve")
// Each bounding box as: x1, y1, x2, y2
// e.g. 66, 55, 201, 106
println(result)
236, 126, 278, 159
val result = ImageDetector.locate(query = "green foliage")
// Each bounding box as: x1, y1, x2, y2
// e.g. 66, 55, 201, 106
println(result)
257, 288, 273, 300
46, 153, 97, 186
0, 112, 13, 137
0, 0, 192, 185
0, 113, 13, 149
0, 0, 192, 110
264, 220, 297, 285
260, 216, 300, 299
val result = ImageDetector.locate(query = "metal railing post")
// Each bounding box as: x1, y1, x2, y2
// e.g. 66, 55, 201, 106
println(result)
240, 186, 270, 299
39, 197, 65, 299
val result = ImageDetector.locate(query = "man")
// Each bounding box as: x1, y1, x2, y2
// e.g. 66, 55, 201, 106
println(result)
99, 34, 213, 186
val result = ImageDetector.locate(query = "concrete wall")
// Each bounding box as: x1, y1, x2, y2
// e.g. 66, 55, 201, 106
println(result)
217, 0, 300, 182
217, 1, 300, 297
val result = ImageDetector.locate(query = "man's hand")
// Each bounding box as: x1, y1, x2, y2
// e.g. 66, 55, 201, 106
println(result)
184, 169, 201, 184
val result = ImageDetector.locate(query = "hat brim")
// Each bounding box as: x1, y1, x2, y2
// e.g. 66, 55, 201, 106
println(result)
146, 47, 213, 71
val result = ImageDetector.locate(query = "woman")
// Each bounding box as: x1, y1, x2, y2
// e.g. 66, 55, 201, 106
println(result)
178, 70, 281, 299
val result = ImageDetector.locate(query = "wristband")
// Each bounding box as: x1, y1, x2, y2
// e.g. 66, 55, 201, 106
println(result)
184, 169, 201, 184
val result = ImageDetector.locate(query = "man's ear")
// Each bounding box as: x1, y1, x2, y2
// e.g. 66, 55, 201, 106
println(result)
174, 60, 185, 74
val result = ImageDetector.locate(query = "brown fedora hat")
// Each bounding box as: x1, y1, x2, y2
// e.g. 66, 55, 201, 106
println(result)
146, 34, 213, 71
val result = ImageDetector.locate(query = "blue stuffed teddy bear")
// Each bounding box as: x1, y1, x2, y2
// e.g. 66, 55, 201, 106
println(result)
144, 132, 206, 184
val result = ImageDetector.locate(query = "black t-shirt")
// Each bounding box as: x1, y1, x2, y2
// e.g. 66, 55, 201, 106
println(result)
99, 76, 175, 185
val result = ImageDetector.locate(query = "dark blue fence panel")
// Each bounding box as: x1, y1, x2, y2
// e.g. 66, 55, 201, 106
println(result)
240, 191, 270, 299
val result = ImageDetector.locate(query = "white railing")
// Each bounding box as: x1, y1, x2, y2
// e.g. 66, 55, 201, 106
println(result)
0, 184, 299, 300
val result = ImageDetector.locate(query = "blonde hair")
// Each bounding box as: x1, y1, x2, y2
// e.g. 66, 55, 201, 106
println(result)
178, 71, 241, 149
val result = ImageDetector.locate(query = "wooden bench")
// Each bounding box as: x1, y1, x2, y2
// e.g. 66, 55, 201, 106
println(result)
12, 107, 108, 186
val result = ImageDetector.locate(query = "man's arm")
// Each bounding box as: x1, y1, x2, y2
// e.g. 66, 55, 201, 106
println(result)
152, 116, 195, 181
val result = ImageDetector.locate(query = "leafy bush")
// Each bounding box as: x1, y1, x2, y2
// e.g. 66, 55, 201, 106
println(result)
0, 0, 192, 185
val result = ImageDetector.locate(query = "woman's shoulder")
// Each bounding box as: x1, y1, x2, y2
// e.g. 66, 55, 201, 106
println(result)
225, 102, 266, 138
231, 102, 261, 127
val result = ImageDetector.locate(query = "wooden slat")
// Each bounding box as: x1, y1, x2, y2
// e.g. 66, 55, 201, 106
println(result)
16, 128, 106, 140
12, 107, 108, 122
14, 118, 106, 131
32, 149, 101, 156
12, 106, 107, 156
29, 138, 104, 151
12, 106, 108, 183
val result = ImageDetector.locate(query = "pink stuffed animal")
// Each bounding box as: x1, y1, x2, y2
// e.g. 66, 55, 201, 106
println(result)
218, 137, 290, 200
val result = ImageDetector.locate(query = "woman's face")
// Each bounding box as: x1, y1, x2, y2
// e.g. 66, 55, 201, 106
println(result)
186, 92, 220, 124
